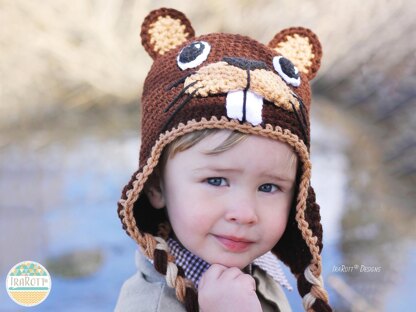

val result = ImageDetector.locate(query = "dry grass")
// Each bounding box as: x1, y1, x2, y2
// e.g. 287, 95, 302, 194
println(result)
0, 0, 414, 128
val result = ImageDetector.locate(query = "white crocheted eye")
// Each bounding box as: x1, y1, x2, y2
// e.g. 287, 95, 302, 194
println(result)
273, 56, 301, 87
177, 41, 211, 70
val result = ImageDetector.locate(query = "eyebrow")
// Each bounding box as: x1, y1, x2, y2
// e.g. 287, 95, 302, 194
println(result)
192, 167, 242, 174
262, 173, 295, 183
192, 167, 295, 183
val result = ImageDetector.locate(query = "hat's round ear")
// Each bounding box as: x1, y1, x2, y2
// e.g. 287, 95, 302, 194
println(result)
268, 27, 322, 80
141, 8, 195, 60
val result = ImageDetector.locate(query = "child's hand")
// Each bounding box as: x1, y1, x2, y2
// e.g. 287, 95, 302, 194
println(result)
198, 264, 262, 312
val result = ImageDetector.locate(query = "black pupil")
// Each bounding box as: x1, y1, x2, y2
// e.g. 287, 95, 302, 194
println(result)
279, 57, 299, 79
260, 184, 272, 192
179, 42, 205, 63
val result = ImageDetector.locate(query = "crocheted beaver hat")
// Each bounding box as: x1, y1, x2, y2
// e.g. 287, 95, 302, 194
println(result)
118, 8, 331, 312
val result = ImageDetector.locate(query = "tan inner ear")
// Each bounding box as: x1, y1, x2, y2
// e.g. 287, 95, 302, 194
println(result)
273, 34, 314, 75
148, 16, 190, 56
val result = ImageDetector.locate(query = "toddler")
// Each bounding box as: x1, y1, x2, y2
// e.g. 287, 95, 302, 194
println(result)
116, 7, 331, 312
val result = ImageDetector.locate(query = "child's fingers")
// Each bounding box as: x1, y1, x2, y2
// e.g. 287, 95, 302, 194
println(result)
199, 265, 255, 292
198, 265, 261, 312
199, 264, 227, 288
219, 266, 244, 280
235, 273, 257, 291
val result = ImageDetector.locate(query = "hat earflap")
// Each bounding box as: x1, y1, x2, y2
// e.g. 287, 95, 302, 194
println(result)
274, 186, 331, 312
118, 157, 200, 311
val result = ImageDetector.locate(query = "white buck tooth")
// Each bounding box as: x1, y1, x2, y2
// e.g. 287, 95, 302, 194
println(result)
226, 90, 244, 121
226, 90, 263, 126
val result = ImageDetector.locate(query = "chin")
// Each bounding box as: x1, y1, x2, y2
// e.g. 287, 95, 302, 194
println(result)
205, 255, 251, 269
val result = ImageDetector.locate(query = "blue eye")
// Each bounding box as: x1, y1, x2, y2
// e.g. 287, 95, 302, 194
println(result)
258, 184, 278, 193
207, 177, 227, 186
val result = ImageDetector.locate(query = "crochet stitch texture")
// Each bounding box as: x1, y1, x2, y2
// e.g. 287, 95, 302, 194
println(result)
117, 7, 331, 312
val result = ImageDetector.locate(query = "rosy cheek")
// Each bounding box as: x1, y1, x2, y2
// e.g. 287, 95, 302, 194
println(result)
170, 206, 201, 226
274, 219, 288, 239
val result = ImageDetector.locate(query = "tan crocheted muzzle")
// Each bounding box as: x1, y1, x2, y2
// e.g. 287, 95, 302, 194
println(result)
117, 7, 331, 312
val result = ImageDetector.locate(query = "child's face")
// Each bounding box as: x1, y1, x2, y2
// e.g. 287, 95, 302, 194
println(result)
155, 130, 297, 269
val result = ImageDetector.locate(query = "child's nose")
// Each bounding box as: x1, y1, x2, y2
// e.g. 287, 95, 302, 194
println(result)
224, 195, 258, 225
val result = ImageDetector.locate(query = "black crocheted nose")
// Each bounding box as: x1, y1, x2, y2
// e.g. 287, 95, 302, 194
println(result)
223, 57, 268, 70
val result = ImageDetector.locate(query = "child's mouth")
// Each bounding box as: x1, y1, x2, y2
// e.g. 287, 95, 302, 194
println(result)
213, 234, 254, 252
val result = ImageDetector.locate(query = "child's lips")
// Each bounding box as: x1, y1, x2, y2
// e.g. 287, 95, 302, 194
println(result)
213, 234, 254, 252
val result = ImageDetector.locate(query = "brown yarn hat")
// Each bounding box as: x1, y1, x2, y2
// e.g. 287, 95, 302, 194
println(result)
118, 8, 331, 312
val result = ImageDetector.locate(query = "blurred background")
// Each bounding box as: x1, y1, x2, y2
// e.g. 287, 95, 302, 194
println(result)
0, 0, 415, 311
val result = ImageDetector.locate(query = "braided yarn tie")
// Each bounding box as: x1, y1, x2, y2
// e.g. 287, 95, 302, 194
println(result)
166, 262, 179, 288
304, 263, 324, 286
302, 293, 316, 311
302, 265, 329, 311
174, 275, 187, 302
142, 234, 157, 258
153, 236, 187, 302
155, 236, 169, 251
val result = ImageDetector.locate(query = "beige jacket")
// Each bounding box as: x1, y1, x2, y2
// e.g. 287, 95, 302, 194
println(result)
115, 251, 292, 312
